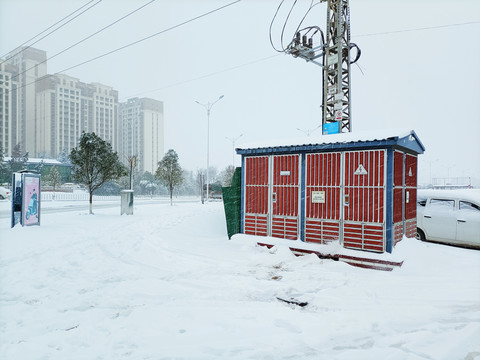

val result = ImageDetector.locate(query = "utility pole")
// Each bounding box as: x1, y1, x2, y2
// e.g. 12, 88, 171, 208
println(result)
128, 155, 136, 190
283, 0, 360, 135
195, 95, 224, 202
226, 134, 243, 167
323, 0, 357, 134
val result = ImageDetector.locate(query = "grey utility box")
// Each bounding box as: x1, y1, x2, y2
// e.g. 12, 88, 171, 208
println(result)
121, 190, 134, 215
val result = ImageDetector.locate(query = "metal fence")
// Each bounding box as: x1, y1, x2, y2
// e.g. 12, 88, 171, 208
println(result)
41, 192, 120, 201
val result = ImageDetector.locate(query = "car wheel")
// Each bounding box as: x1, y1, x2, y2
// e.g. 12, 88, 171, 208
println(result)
416, 228, 426, 241
0, 195, 4, 200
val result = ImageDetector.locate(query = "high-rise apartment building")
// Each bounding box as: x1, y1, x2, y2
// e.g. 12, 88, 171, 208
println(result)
0, 61, 19, 156
6, 47, 47, 155
3, 46, 164, 176
36, 74, 118, 158
119, 98, 164, 174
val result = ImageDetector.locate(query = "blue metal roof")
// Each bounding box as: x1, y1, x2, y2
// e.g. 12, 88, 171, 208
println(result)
236, 129, 425, 156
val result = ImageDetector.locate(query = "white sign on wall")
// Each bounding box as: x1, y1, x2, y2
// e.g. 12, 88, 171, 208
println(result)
311, 191, 326, 203
335, 110, 343, 120
327, 54, 339, 65
328, 85, 337, 94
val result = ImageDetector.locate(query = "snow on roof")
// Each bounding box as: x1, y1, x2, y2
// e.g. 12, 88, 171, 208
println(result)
236, 128, 424, 153
418, 188, 480, 205
3, 157, 64, 165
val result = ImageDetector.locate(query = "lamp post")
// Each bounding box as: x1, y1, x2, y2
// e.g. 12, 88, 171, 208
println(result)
297, 125, 321, 136
195, 95, 224, 203
128, 155, 136, 190
225, 134, 243, 168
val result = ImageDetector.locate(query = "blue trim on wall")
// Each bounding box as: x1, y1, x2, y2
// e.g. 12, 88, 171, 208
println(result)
397, 132, 425, 154
11, 173, 15, 229
300, 153, 306, 242
240, 155, 245, 233
385, 148, 394, 253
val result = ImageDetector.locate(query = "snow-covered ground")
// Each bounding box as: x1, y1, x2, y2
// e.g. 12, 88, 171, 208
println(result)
0, 199, 479, 360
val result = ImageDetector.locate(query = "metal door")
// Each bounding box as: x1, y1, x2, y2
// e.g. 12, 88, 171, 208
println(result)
244, 156, 269, 236
271, 154, 301, 240
404, 153, 418, 238
393, 151, 418, 243
343, 150, 386, 252
305, 152, 342, 244
393, 150, 404, 244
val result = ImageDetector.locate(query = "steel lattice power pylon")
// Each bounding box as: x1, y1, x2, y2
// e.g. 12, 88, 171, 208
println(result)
323, 0, 351, 133
279, 0, 360, 135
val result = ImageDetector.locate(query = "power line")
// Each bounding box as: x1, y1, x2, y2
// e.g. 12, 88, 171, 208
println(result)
269, 0, 324, 53
56, 0, 242, 75
120, 54, 281, 100
7, 4, 475, 100
8, 0, 242, 94
354, 21, 480, 38
125, 19, 480, 99
0, 0, 103, 63
11, 0, 157, 82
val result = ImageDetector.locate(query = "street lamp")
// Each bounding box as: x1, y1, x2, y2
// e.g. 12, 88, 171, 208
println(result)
297, 125, 321, 136
225, 134, 243, 168
195, 95, 224, 203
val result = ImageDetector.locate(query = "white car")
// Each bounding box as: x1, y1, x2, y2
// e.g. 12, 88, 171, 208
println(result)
0, 186, 12, 200
417, 189, 480, 249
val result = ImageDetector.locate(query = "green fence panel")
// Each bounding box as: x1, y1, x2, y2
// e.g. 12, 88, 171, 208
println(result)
222, 167, 242, 239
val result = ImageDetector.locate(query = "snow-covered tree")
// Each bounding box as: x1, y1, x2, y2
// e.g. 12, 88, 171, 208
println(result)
138, 171, 159, 196
69, 132, 127, 214
155, 149, 183, 205
9, 144, 28, 174
0, 146, 8, 183
45, 166, 63, 193
57, 149, 70, 164
219, 165, 236, 187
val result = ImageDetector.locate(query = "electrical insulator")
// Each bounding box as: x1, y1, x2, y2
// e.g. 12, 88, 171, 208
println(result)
308, 38, 313, 49
302, 35, 307, 47
295, 32, 301, 45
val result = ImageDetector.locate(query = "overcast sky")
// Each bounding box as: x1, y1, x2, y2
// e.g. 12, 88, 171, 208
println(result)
1, 0, 479, 185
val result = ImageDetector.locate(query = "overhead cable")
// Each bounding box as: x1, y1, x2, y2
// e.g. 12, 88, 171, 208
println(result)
0, 0, 103, 64
120, 54, 281, 100
56, 0, 241, 75
8, 0, 242, 94
127, 19, 477, 99
269, 0, 323, 53
11, 0, 157, 82
354, 21, 480, 38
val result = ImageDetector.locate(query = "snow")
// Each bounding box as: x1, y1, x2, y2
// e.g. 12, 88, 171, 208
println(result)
418, 188, 480, 204
236, 128, 417, 151
3, 157, 63, 165
1, 199, 479, 359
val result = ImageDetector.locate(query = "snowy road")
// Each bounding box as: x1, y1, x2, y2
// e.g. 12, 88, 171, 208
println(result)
0, 201, 479, 359
0, 196, 200, 219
